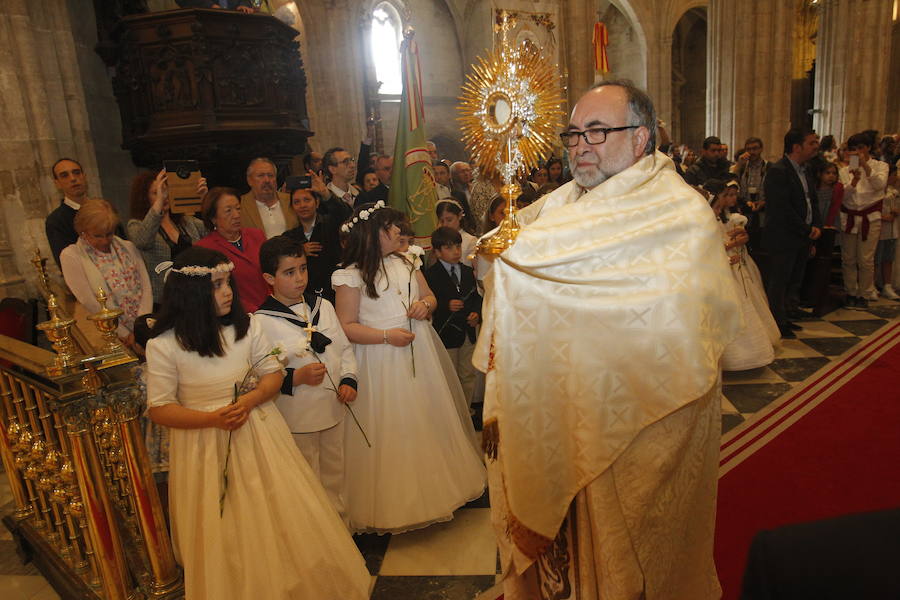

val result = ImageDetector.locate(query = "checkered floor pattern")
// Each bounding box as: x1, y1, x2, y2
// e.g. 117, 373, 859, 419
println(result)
2, 300, 898, 600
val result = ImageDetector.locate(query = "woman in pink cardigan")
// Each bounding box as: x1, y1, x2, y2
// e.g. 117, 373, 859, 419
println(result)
194, 187, 269, 312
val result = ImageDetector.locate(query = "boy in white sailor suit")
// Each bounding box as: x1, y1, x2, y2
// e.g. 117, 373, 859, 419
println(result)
255, 235, 357, 519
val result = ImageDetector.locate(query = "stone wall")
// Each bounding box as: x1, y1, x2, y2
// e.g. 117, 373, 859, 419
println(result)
813, 0, 894, 144
0, 0, 137, 300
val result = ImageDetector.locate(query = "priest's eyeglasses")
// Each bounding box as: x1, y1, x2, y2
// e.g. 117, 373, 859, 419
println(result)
559, 125, 640, 147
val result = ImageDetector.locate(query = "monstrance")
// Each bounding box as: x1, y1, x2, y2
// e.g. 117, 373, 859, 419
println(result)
458, 10, 564, 255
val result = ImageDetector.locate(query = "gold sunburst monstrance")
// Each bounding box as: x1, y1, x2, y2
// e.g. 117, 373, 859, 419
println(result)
458, 11, 564, 255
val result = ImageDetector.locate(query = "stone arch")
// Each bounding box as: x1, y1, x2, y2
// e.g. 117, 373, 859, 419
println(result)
671, 6, 708, 151
600, 0, 649, 88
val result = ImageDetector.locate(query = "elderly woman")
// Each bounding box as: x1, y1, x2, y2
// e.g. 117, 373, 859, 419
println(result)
127, 170, 207, 306
194, 186, 269, 312
60, 198, 153, 347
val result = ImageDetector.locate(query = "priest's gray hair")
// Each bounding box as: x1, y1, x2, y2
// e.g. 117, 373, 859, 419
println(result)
591, 79, 657, 156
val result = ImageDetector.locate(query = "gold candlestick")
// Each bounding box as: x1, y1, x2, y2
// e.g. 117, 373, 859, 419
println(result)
36, 294, 80, 376
86, 289, 125, 355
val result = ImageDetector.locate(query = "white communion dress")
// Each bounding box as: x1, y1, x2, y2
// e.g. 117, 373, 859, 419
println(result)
333, 254, 486, 534
721, 215, 780, 371
146, 318, 371, 600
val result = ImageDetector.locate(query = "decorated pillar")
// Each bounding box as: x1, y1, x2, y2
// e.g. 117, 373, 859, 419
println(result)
707, 0, 795, 161
812, 0, 894, 144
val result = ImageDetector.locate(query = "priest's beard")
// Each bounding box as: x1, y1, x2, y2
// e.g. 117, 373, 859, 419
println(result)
571, 153, 635, 189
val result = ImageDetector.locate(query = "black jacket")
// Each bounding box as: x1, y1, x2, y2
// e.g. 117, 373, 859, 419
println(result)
358, 183, 389, 206
283, 215, 341, 304
424, 261, 481, 348
683, 157, 733, 187
762, 157, 821, 252
45, 202, 78, 266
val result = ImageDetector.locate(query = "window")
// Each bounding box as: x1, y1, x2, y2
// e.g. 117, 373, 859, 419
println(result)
370, 3, 403, 95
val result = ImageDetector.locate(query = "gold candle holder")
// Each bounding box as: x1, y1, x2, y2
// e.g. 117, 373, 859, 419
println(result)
86, 289, 125, 355
476, 183, 521, 256
36, 294, 80, 376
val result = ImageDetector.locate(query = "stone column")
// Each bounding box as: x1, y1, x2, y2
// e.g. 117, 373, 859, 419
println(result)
292, 0, 367, 155
560, 0, 596, 115
707, 0, 795, 161
0, 0, 135, 300
813, 0, 894, 144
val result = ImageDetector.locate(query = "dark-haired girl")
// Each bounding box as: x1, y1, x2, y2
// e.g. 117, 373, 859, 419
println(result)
705, 180, 779, 369
332, 203, 486, 534
146, 247, 369, 600
545, 157, 565, 186
436, 200, 477, 268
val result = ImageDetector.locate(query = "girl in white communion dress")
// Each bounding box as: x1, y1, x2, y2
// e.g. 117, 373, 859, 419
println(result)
333, 201, 486, 534
706, 180, 780, 371
146, 246, 370, 600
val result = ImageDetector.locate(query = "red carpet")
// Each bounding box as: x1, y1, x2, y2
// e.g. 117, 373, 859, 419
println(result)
714, 320, 900, 599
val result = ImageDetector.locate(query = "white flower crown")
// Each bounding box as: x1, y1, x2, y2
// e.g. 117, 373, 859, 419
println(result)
156, 260, 235, 278
341, 200, 387, 234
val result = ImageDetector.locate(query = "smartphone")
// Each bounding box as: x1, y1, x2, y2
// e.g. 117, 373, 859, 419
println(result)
163, 160, 202, 214
285, 175, 312, 191
848, 154, 860, 170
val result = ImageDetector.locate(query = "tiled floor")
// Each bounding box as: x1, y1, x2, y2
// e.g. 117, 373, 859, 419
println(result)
1, 300, 898, 599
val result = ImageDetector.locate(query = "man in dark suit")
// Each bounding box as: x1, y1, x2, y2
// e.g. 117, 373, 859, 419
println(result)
357, 154, 392, 205
763, 128, 822, 339
45, 158, 88, 266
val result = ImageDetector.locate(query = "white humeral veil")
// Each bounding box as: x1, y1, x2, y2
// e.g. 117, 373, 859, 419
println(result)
474, 152, 742, 598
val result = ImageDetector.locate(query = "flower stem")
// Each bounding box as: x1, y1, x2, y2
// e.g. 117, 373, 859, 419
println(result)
313, 350, 371, 448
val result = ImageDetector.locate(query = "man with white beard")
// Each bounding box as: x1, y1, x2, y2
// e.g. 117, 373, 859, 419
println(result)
476, 80, 742, 599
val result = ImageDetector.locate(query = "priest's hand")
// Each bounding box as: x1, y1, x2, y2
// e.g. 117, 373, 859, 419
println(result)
295, 363, 327, 386
386, 328, 415, 347
337, 384, 357, 404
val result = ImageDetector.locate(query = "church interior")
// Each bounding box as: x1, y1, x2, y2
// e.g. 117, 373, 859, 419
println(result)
1, 0, 899, 599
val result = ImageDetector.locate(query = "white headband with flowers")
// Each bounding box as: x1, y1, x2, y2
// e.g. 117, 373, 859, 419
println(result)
341, 200, 387, 234
156, 260, 235, 279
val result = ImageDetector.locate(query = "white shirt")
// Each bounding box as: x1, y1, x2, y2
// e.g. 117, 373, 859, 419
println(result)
64, 196, 82, 210
328, 181, 358, 206
253, 300, 357, 432
255, 198, 287, 238
300, 216, 317, 240
839, 159, 888, 234
436, 183, 452, 200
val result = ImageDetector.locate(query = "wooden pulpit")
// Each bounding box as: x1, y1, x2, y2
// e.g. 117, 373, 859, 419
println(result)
110, 8, 312, 188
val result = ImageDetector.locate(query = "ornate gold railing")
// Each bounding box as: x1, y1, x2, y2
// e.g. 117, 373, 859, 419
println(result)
0, 251, 183, 599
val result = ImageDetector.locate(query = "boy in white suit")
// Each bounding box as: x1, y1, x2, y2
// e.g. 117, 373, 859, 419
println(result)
255, 236, 357, 519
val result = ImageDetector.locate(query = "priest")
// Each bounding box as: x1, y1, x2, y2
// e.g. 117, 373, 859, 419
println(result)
475, 81, 742, 599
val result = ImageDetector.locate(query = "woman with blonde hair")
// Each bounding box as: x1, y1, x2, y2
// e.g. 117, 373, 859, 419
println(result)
60, 198, 153, 348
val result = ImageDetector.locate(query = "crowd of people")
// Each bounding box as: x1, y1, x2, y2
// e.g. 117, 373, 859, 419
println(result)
668, 128, 900, 352
39, 89, 900, 597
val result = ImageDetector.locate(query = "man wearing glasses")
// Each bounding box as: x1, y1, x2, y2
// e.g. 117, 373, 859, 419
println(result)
319, 147, 358, 225
476, 80, 741, 600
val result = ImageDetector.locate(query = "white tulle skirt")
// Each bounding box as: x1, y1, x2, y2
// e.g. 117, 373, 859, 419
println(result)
168, 396, 370, 599
721, 252, 781, 371
343, 315, 487, 534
